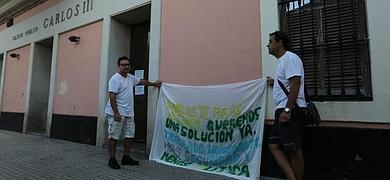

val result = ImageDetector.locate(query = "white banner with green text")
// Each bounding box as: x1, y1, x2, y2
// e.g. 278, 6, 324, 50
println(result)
149, 79, 267, 179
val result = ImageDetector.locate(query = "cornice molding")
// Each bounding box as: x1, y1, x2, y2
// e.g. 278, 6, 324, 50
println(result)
0, 0, 47, 25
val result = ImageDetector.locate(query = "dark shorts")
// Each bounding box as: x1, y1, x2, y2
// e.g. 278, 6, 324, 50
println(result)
269, 107, 306, 152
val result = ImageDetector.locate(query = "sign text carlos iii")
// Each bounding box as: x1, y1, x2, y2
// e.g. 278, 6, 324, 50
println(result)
43, 0, 94, 29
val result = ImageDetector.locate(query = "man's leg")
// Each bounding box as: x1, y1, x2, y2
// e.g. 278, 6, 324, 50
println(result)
289, 150, 304, 180
107, 138, 121, 169
288, 108, 305, 180
269, 109, 296, 180
123, 138, 132, 156
123, 116, 135, 156
121, 117, 139, 165
107, 115, 121, 169
269, 144, 296, 180
108, 138, 117, 158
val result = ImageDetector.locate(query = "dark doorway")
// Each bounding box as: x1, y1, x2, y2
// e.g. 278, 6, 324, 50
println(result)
111, 4, 151, 144
26, 37, 53, 135
130, 22, 150, 143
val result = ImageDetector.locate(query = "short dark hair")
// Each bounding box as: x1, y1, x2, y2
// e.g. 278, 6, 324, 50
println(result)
270, 31, 290, 50
117, 56, 130, 66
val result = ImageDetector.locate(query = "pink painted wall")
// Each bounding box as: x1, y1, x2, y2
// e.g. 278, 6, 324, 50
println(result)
54, 21, 102, 116
160, 0, 262, 85
2, 45, 31, 112
0, 0, 62, 32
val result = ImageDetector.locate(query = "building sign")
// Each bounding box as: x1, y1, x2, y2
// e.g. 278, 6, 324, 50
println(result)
43, 0, 93, 29
11, 0, 94, 41
150, 79, 267, 180
12, 26, 38, 41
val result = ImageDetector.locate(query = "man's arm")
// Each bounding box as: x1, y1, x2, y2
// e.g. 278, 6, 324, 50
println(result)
285, 76, 301, 110
109, 92, 121, 122
280, 76, 301, 122
138, 79, 162, 87
267, 76, 274, 87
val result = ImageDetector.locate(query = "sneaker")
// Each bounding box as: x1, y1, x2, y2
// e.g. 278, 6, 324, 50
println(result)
121, 155, 139, 165
108, 158, 121, 169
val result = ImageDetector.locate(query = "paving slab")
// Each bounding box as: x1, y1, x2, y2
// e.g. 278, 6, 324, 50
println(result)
0, 130, 282, 180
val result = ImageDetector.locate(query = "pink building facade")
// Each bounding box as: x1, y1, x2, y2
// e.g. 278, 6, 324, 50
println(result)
0, 0, 263, 147
1, 0, 388, 178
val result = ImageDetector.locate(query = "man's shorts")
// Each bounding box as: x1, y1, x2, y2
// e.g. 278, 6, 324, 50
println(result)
268, 107, 305, 152
107, 115, 135, 140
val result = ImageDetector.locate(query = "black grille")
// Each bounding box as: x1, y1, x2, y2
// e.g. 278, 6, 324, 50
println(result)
278, 0, 372, 101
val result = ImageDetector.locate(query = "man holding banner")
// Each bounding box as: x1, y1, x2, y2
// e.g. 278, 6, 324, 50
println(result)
105, 56, 161, 169
267, 31, 307, 180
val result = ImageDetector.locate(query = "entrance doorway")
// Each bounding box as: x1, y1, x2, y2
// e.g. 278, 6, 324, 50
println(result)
109, 4, 151, 144
130, 22, 150, 143
26, 37, 53, 135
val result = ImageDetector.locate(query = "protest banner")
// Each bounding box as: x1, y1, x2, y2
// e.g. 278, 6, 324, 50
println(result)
150, 79, 267, 179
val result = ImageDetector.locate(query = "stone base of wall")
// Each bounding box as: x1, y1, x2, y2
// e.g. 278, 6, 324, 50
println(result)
261, 125, 390, 179
51, 114, 97, 145
0, 112, 24, 132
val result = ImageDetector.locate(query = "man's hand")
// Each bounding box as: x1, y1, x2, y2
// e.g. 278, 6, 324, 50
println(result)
279, 111, 291, 123
267, 76, 274, 86
114, 112, 121, 122
153, 80, 162, 87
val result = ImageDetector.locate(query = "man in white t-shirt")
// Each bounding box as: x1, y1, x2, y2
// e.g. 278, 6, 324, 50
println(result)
267, 31, 306, 180
105, 56, 161, 169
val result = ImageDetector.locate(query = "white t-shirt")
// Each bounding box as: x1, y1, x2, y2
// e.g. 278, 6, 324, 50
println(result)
105, 73, 140, 117
273, 51, 307, 109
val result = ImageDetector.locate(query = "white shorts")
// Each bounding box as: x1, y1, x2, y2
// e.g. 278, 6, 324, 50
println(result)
107, 115, 135, 140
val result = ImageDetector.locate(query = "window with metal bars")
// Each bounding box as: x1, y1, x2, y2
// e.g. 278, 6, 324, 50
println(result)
278, 0, 372, 101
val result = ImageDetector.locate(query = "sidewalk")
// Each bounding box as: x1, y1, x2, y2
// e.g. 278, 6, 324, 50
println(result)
0, 130, 282, 180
